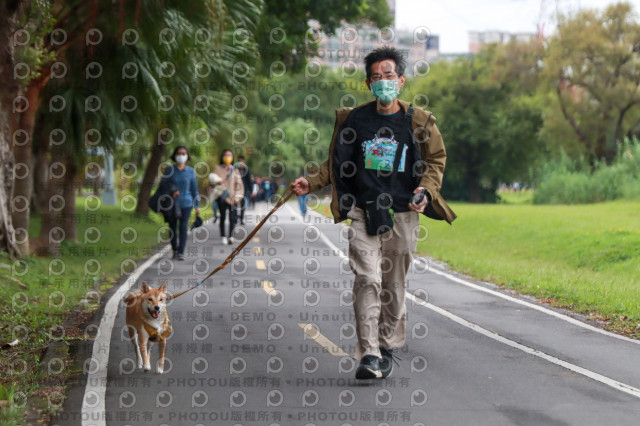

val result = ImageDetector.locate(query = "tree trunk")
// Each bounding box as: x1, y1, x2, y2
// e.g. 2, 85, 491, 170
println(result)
0, 0, 25, 258
11, 135, 32, 255
594, 135, 607, 166
609, 103, 634, 163
62, 154, 78, 242
11, 78, 46, 256
556, 84, 594, 156
468, 178, 482, 203
31, 131, 48, 214
136, 139, 165, 214
0, 133, 18, 257
93, 173, 100, 196
37, 146, 65, 256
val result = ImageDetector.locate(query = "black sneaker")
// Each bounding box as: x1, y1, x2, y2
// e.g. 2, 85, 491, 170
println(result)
355, 355, 382, 379
380, 348, 394, 378
172, 251, 178, 259
177, 253, 185, 261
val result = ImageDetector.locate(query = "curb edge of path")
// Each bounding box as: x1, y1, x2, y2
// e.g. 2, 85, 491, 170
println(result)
36, 243, 170, 426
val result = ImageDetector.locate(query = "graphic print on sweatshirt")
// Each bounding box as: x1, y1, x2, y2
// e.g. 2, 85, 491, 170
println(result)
362, 134, 407, 172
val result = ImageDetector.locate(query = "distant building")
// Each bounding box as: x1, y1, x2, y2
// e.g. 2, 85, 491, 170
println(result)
468, 30, 535, 53
313, 27, 440, 77
310, 0, 441, 76
313, 16, 440, 77
436, 52, 473, 62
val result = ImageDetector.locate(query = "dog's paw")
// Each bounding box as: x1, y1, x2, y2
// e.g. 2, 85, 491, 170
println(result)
137, 362, 143, 369
144, 364, 151, 372
156, 366, 164, 374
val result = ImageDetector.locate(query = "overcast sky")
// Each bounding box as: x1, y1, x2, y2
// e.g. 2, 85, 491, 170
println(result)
395, 0, 640, 53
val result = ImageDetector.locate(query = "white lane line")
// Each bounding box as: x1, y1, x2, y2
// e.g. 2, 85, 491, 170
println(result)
405, 292, 640, 400
82, 245, 171, 426
410, 257, 640, 346
283, 204, 347, 258
256, 259, 266, 270
285, 204, 640, 400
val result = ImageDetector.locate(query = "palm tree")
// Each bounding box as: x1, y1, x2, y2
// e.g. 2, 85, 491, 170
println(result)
9, 0, 55, 256
134, 0, 264, 214
28, 0, 263, 254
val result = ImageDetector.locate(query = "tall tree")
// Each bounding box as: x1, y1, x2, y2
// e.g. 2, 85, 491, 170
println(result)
407, 44, 544, 202
11, 0, 55, 255
542, 2, 640, 163
0, 0, 27, 258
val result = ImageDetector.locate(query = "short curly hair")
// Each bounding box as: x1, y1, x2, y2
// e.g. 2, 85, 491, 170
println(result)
364, 46, 406, 79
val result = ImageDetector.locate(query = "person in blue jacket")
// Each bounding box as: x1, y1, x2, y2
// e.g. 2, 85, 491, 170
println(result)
161, 145, 200, 260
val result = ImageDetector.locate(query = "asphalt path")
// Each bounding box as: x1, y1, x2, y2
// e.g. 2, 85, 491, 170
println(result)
52, 200, 640, 426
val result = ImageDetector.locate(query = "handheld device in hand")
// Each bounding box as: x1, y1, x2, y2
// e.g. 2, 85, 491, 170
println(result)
411, 190, 428, 205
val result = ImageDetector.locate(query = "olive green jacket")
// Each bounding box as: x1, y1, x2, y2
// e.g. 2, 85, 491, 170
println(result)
305, 99, 457, 224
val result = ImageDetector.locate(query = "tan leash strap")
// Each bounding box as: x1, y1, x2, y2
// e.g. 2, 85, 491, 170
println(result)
169, 188, 295, 300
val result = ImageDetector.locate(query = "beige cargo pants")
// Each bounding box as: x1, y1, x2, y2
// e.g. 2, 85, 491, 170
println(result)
347, 206, 419, 360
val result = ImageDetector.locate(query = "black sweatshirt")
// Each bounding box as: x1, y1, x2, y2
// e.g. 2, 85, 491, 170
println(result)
332, 102, 421, 216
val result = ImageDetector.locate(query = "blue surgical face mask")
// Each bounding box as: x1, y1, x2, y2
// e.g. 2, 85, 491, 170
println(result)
370, 79, 399, 104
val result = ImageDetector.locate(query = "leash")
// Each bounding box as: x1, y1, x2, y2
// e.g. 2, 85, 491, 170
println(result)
169, 187, 295, 300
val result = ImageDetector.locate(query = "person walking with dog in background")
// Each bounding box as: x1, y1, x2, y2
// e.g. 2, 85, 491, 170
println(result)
212, 149, 244, 245
162, 145, 200, 260
292, 46, 456, 380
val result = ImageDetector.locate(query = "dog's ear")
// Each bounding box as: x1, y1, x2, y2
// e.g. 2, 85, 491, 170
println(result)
159, 281, 167, 293
141, 281, 150, 293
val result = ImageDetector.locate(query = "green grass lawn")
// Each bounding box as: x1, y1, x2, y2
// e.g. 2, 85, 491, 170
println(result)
419, 200, 640, 335
497, 188, 534, 204
0, 197, 212, 422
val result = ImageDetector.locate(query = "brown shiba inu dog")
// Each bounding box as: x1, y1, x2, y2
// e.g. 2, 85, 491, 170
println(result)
124, 281, 172, 373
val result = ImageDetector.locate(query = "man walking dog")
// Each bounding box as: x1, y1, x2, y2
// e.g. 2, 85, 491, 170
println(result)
292, 46, 456, 379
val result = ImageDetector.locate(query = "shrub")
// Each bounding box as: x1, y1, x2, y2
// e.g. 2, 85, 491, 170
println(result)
533, 138, 640, 204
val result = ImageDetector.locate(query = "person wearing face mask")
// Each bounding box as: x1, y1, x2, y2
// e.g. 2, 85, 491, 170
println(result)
291, 47, 456, 380
161, 145, 200, 260
212, 149, 244, 245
